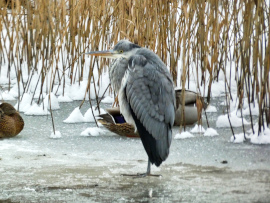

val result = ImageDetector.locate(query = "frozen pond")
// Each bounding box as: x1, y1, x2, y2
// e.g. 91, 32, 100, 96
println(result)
1, 99, 270, 202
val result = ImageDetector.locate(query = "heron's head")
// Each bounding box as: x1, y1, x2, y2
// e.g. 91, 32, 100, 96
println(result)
85, 40, 141, 59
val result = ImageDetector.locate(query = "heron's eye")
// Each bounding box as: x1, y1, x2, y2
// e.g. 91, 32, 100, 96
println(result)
119, 50, 123, 53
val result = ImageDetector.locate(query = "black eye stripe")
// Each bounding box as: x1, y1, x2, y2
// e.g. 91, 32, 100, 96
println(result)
113, 41, 141, 52
132, 44, 141, 49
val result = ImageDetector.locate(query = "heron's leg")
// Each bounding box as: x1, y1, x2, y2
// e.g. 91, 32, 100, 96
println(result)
122, 159, 161, 178
146, 159, 151, 175
139, 159, 161, 177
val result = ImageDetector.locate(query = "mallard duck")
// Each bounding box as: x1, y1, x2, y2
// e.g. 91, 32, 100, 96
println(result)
0, 103, 24, 138
174, 89, 208, 126
97, 89, 208, 137
97, 107, 139, 137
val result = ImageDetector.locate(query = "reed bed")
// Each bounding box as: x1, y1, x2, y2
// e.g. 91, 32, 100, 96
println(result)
0, 0, 269, 136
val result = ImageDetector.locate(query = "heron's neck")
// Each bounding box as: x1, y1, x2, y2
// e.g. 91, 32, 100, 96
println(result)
109, 58, 129, 93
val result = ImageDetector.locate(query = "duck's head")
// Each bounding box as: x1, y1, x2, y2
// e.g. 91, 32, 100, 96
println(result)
0, 103, 17, 115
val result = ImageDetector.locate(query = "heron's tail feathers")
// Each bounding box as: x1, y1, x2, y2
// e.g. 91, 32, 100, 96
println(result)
130, 108, 171, 167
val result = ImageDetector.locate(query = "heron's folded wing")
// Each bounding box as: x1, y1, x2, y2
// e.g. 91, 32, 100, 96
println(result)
125, 57, 175, 140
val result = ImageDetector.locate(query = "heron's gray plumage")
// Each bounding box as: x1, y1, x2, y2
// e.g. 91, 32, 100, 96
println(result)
109, 58, 128, 93
109, 41, 175, 167
87, 40, 175, 171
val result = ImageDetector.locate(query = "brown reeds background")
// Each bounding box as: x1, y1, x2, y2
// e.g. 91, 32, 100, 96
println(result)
0, 0, 269, 135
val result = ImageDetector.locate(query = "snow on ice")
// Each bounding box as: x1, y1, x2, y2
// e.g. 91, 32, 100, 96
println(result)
205, 105, 217, 113
42, 94, 60, 110
58, 95, 73, 102
49, 131, 62, 139
204, 128, 219, 137
24, 103, 50, 116
230, 133, 246, 143
63, 107, 85, 123
101, 96, 115, 104
84, 107, 106, 122
216, 110, 250, 128
80, 127, 105, 136
175, 131, 194, 139
0, 91, 15, 100
14, 93, 32, 112
191, 124, 206, 133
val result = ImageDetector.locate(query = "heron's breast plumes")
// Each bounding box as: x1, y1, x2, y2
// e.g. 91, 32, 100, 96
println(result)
118, 70, 136, 131
109, 58, 128, 93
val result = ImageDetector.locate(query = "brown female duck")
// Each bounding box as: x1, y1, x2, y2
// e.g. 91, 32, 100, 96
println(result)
0, 103, 24, 138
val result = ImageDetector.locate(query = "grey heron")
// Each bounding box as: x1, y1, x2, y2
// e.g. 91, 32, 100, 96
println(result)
86, 40, 175, 177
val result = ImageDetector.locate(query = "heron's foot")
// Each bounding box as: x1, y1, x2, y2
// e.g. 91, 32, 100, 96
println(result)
121, 173, 161, 178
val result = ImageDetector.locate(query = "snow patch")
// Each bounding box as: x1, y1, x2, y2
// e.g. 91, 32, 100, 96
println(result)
205, 105, 217, 113
80, 127, 105, 136
230, 133, 246, 143
84, 107, 106, 122
50, 131, 62, 139
63, 107, 85, 123
101, 96, 114, 104
58, 95, 73, 102
249, 127, 270, 144
231, 125, 270, 144
24, 103, 50, 116
0, 91, 15, 100
204, 128, 219, 136
175, 131, 194, 139
15, 93, 32, 112
216, 111, 250, 128
43, 93, 60, 110
242, 102, 259, 116
190, 124, 205, 133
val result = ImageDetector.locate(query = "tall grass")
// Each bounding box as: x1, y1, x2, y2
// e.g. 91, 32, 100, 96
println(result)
0, 0, 269, 135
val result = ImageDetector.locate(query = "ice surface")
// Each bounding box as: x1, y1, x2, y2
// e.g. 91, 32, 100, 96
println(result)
0, 100, 270, 202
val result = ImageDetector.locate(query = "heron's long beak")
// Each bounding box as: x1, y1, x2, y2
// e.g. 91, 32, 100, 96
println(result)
84, 50, 115, 58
